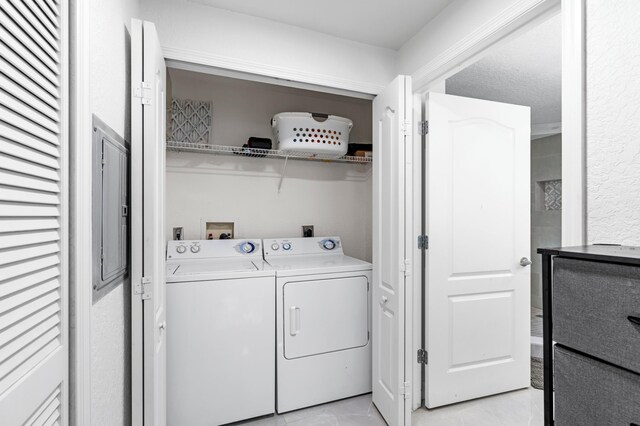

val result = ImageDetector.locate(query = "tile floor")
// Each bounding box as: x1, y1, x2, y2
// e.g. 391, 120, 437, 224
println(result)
239, 388, 544, 425
238, 393, 385, 425
412, 388, 544, 425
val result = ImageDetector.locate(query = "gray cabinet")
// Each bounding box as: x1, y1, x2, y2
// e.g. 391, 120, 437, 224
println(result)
539, 245, 640, 426
553, 257, 640, 374
554, 345, 640, 425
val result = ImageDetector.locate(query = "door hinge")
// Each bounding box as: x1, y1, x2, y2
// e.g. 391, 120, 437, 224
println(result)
401, 120, 412, 136
401, 381, 411, 399
417, 235, 429, 250
134, 81, 152, 105
417, 348, 428, 364
418, 120, 429, 136
399, 259, 411, 276
135, 276, 152, 300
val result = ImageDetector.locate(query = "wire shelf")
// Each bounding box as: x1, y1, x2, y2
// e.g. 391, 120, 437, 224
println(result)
166, 141, 372, 164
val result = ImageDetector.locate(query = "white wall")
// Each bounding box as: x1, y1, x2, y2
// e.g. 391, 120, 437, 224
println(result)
585, 0, 640, 245
88, 0, 138, 424
167, 155, 372, 261
167, 69, 373, 261
138, 0, 396, 94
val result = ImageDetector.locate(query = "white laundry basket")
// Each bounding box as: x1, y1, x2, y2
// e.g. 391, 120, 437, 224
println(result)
272, 112, 352, 158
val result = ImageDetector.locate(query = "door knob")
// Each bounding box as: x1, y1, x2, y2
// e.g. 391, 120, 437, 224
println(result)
381, 296, 388, 304
520, 257, 532, 267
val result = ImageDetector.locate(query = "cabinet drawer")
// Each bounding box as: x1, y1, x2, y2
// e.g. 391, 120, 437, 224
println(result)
553, 257, 640, 374
555, 346, 640, 425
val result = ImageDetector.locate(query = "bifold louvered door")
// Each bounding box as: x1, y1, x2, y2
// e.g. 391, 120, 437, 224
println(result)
0, 0, 68, 425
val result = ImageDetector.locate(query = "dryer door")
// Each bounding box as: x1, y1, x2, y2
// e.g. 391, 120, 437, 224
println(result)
284, 275, 369, 359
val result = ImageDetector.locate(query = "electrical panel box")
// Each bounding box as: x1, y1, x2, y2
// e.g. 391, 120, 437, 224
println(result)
93, 115, 129, 302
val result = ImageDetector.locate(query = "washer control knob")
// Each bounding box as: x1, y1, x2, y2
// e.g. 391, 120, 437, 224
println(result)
190, 244, 200, 253
240, 242, 255, 254
176, 245, 187, 254
282, 243, 291, 251
323, 239, 336, 250
271, 243, 280, 251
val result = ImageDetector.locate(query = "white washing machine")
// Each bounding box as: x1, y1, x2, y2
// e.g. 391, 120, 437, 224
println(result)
263, 237, 372, 413
166, 239, 275, 425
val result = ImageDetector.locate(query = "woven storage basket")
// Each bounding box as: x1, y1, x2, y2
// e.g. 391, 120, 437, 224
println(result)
272, 112, 352, 158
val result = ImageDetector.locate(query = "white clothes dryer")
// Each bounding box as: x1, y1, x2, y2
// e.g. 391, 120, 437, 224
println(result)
166, 239, 275, 425
263, 237, 372, 413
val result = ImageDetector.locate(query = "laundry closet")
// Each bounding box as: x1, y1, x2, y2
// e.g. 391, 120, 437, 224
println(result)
132, 15, 415, 424
164, 68, 374, 262
157, 61, 381, 425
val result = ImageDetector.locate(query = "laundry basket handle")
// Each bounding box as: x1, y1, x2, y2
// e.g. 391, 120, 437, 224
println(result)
311, 112, 329, 122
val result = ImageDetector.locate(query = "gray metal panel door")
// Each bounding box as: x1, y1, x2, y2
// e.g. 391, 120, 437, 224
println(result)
101, 139, 128, 282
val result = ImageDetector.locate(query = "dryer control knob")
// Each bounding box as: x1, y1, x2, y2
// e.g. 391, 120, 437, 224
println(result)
176, 245, 187, 254
323, 239, 336, 250
271, 243, 280, 251
190, 244, 200, 253
240, 242, 255, 254
282, 243, 291, 251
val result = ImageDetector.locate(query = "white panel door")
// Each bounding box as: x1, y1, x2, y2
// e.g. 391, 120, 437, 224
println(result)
0, 0, 69, 424
131, 19, 167, 426
425, 93, 530, 408
372, 75, 412, 426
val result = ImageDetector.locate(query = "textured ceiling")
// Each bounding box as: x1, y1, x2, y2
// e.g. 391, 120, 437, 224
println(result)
446, 14, 561, 125
189, 0, 454, 49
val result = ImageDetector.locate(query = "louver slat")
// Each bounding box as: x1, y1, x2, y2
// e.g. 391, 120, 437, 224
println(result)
0, 218, 59, 234
0, 24, 58, 81
0, 281, 59, 330
0, 266, 59, 298
5, 0, 59, 47
0, 72, 59, 123
0, 170, 59, 193
0, 230, 60, 249
17, 0, 59, 40
0, 47, 59, 99
0, 106, 59, 146
23, 386, 61, 426
0, 8, 58, 68
0, 91, 59, 134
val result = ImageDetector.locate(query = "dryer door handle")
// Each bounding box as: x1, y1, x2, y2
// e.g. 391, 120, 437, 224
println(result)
290, 306, 301, 336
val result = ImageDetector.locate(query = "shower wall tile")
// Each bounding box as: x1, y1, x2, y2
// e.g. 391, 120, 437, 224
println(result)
544, 179, 562, 210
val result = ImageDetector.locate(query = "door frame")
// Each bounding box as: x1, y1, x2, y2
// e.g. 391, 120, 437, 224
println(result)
410, 0, 585, 406
70, 0, 93, 424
